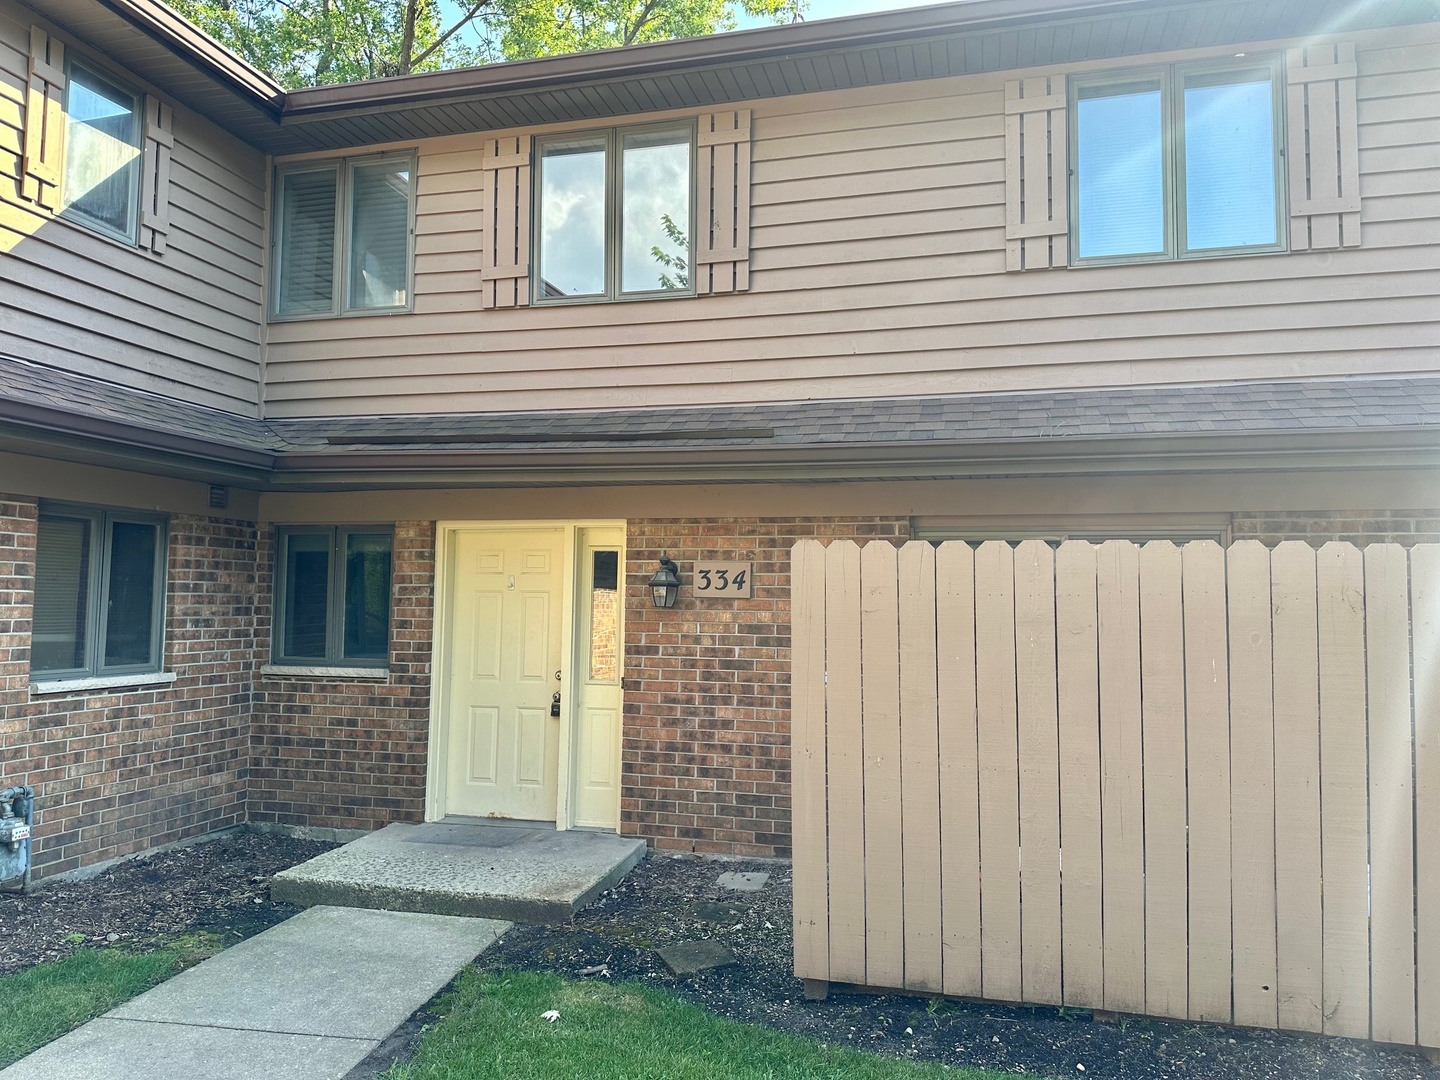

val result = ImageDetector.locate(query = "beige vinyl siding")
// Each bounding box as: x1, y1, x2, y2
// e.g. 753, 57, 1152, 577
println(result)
256, 25, 1437, 417
0, 1, 264, 413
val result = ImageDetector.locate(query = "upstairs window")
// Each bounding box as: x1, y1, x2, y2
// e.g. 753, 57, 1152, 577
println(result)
534, 123, 693, 302
273, 527, 393, 666
273, 154, 415, 318
32, 504, 166, 679
62, 61, 142, 243
1070, 58, 1285, 264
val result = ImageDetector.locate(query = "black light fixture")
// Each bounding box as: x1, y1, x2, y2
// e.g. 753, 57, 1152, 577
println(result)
649, 555, 681, 609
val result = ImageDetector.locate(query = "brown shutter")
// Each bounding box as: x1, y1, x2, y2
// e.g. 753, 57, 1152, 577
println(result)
695, 109, 751, 294
1287, 43, 1361, 250
139, 97, 173, 253
1004, 77, 1068, 271
21, 26, 65, 211
479, 135, 531, 308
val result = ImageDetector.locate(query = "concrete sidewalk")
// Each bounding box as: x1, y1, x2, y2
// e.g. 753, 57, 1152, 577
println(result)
0, 905, 508, 1080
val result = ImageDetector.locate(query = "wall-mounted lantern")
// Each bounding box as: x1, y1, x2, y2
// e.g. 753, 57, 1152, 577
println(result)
649, 556, 681, 609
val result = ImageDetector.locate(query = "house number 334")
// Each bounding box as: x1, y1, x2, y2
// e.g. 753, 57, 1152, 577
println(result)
694, 561, 754, 599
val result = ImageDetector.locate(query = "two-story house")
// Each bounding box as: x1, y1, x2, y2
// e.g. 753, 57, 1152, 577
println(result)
1, 0, 1437, 906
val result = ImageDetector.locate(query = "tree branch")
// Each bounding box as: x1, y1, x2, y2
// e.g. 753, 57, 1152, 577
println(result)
623, 0, 661, 45
409, 0, 493, 68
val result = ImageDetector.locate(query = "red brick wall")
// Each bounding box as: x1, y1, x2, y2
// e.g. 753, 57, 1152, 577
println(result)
247, 522, 434, 833
1232, 509, 1440, 546
0, 496, 255, 878
622, 518, 910, 858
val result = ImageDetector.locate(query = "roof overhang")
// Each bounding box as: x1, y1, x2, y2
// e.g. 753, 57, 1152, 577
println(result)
27, 0, 1440, 154
9, 399, 1440, 492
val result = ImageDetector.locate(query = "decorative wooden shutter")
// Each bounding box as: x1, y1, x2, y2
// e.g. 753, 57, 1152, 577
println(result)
479, 135, 531, 308
21, 27, 65, 211
1004, 77, 1068, 271
1287, 43, 1361, 250
139, 97, 173, 253
695, 109, 751, 294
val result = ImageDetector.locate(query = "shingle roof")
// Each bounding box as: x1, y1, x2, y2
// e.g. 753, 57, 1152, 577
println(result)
4, 355, 1440, 461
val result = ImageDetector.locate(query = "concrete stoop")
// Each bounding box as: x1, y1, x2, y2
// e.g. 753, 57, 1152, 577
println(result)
271, 821, 648, 924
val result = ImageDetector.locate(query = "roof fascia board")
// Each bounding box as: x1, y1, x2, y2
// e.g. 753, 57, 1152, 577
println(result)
94, 0, 286, 114
264, 429, 1440, 488
277, 0, 1180, 123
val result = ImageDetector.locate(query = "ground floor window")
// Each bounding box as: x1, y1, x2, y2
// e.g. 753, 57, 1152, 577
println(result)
32, 503, 166, 678
273, 526, 393, 666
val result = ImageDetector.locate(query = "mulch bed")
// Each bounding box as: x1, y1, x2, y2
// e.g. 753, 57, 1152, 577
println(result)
0, 830, 337, 976
473, 854, 1440, 1080
4, 832, 1436, 1080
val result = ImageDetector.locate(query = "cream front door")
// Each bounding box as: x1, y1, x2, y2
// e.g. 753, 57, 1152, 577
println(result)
445, 528, 565, 821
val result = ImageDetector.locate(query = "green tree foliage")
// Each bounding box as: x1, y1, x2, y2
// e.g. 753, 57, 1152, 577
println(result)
172, 0, 804, 88
651, 213, 689, 291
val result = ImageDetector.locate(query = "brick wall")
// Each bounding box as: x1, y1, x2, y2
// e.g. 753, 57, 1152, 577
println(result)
248, 522, 435, 833
0, 496, 255, 878
1233, 509, 1440, 546
622, 518, 910, 859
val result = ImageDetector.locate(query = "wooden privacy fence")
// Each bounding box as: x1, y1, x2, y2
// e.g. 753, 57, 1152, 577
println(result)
791, 538, 1440, 1049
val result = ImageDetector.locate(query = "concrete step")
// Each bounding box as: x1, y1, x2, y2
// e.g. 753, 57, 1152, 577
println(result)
271, 821, 648, 924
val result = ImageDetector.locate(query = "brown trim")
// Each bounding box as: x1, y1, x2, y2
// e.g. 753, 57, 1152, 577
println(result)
93, 0, 285, 111
279, 0, 1183, 121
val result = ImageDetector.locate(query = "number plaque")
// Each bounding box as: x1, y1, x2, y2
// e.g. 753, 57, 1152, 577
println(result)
693, 561, 753, 598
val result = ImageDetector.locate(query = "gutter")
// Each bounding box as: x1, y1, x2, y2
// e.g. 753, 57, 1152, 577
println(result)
94, 0, 286, 115
280, 0, 1185, 121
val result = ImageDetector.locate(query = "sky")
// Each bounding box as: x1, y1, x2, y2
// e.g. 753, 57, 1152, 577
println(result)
732, 0, 945, 30
440, 0, 952, 58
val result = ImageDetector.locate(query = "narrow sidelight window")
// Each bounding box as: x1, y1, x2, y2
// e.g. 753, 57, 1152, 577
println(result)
62, 61, 142, 243
1071, 57, 1284, 264
32, 504, 166, 678
273, 153, 414, 318
274, 527, 393, 666
535, 123, 693, 302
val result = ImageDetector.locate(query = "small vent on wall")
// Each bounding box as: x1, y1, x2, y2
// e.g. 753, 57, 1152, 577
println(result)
208, 485, 229, 510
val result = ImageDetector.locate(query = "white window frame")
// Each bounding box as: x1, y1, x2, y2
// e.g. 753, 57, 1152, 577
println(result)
32, 502, 168, 681
60, 58, 143, 245
1068, 55, 1288, 266
532, 120, 697, 305
270, 151, 417, 320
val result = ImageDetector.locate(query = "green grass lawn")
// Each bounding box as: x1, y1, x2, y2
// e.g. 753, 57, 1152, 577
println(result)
0, 934, 222, 1068
381, 969, 1020, 1080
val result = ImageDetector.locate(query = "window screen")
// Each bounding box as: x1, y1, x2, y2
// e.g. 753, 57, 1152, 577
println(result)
276, 167, 339, 316
62, 63, 141, 242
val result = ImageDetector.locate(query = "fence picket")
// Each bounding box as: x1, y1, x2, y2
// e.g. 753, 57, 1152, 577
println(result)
1366, 544, 1416, 1046
1227, 540, 1278, 1031
1139, 541, 1188, 1020
1015, 539, 1062, 1005
824, 540, 866, 984
1183, 541, 1233, 1024
790, 537, 1435, 1048
1055, 541, 1104, 1008
1413, 544, 1440, 1049
1271, 541, 1324, 1034
861, 541, 904, 989
936, 542, 982, 998
976, 541, 1023, 1002
791, 540, 829, 983
1097, 540, 1146, 1014
1316, 542, 1370, 1040
899, 542, 943, 993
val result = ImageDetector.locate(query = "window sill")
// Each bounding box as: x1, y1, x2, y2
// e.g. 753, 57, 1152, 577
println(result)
260, 664, 391, 681
30, 671, 177, 696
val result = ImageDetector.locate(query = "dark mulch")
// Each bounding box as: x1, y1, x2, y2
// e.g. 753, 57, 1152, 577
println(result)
461, 854, 1438, 1080
0, 829, 337, 976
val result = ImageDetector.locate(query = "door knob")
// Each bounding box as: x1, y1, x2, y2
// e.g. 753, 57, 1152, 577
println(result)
550, 691, 562, 718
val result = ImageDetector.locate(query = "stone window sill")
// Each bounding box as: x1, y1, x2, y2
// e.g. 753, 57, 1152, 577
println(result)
30, 672, 178, 697
260, 664, 391, 681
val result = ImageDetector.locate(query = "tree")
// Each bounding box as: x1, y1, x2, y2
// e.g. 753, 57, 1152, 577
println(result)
172, 0, 805, 88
